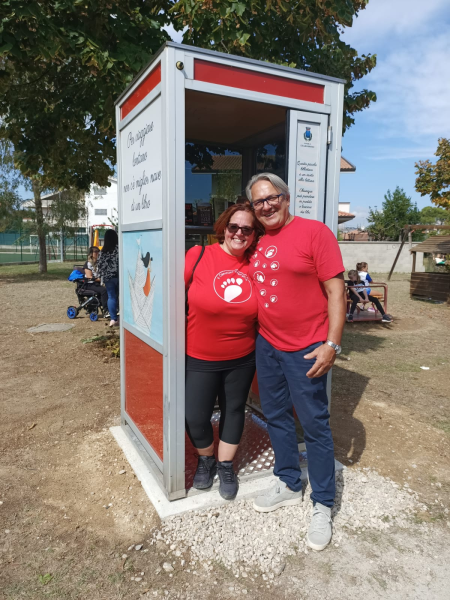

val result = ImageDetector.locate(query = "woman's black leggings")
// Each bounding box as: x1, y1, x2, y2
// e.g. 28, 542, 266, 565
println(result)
185, 366, 255, 448
349, 291, 385, 315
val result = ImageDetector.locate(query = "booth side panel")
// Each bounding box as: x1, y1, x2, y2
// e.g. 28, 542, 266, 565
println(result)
124, 330, 164, 460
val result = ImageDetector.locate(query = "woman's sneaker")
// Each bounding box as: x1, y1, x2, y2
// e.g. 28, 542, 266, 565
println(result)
381, 314, 393, 323
193, 455, 217, 490
217, 461, 238, 500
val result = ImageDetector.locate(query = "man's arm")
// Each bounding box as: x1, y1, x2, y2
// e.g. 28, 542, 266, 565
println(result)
305, 273, 346, 378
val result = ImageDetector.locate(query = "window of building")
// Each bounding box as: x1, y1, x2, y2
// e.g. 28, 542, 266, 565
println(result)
95, 209, 107, 216
93, 186, 107, 195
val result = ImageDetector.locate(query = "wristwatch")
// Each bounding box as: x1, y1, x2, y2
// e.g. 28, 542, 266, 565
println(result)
325, 340, 341, 355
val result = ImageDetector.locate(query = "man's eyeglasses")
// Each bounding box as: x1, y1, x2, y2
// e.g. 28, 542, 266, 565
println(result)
251, 193, 284, 211
226, 223, 255, 236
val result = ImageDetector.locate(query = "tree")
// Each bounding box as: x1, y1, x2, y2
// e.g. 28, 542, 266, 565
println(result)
415, 138, 450, 209
367, 187, 421, 241
1, 1, 377, 269
0, 140, 29, 230
419, 206, 449, 226
0, 1, 170, 271
170, 0, 377, 132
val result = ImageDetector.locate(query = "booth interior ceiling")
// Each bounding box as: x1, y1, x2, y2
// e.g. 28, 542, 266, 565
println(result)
185, 91, 286, 147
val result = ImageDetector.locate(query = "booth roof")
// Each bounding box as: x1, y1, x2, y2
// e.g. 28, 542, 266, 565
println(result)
410, 235, 450, 254
115, 42, 346, 106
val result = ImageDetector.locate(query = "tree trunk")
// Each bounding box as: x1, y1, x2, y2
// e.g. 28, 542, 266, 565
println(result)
32, 180, 47, 274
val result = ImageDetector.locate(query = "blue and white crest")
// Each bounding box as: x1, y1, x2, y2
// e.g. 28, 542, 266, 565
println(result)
303, 127, 312, 142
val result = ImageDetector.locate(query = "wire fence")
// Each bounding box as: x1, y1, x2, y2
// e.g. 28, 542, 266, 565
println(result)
0, 230, 89, 264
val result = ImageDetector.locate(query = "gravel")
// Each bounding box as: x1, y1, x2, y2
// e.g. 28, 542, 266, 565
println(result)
152, 468, 428, 576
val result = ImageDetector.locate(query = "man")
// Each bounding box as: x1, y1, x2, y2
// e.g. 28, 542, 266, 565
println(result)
246, 173, 346, 551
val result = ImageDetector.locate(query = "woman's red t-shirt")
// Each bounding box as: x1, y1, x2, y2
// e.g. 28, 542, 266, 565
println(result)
185, 243, 258, 361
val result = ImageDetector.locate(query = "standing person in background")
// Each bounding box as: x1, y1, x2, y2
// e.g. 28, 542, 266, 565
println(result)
357, 262, 372, 296
97, 229, 119, 327
246, 173, 346, 552
83, 246, 109, 318
185, 203, 264, 500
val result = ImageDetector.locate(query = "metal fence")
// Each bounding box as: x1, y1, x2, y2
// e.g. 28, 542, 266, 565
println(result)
0, 230, 89, 264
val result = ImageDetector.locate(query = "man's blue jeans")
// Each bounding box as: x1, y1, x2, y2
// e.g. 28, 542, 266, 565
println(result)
256, 333, 335, 507
105, 277, 119, 321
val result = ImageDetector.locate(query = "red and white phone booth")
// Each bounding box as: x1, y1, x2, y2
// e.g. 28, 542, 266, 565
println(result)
115, 42, 344, 500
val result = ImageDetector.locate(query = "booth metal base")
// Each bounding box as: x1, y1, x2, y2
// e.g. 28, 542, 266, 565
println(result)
110, 420, 343, 520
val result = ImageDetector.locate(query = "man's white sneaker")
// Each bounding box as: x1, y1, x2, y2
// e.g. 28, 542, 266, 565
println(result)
307, 503, 332, 551
253, 480, 302, 513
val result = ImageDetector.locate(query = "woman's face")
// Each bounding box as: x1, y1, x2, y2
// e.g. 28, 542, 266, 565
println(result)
223, 211, 255, 257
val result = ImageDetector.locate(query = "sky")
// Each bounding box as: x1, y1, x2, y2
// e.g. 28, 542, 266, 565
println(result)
338, 0, 450, 226
167, 1, 450, 226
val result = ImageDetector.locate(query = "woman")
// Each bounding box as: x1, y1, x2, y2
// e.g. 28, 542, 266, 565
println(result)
185, 203, 264, 500
97, 229, 119, 327
83, 246, 109, 317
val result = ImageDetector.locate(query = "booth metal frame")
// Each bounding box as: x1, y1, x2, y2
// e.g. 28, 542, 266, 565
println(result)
115, 42, 345, 500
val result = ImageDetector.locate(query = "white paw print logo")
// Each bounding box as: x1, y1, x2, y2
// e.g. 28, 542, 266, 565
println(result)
213, 270, 252, 303
258, 247, 263, 252
270, 295, 278, 303
253, 253, 258, 259
254, 271, 265, 284
270, 279, 278, 287
260, 289, 267, 296
254, 260, 260, 267
265, 246, 277, 258
270, 261, 280, 271
262, 263, 267, 269
264, 302, 269, 308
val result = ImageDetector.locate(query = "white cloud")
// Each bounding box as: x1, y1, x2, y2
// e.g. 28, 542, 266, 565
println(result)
366, 33, 450, 140
343, 0, 448, 50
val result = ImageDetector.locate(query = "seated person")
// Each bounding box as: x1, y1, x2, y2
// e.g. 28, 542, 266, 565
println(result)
346, 269, 393, 323
83, 246, 109, 316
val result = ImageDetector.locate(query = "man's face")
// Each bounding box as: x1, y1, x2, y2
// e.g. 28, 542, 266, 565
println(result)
251, 179, 290, 231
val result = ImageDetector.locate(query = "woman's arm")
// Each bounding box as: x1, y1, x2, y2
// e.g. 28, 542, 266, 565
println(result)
85, 268, 93, 279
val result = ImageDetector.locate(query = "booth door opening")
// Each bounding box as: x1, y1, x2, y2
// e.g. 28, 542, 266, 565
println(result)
183, 91, 330, 490
184, 91, 289, 489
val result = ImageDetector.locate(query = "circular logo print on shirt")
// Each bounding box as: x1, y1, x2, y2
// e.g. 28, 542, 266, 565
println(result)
262, 263, 267, 269
265, 246, 277, 259
253, 271, 265, 284
254, 260, 260, 267
213, 270, 253, 303
260, 289, 267, 296
270, 261, 280, 271
270, 295, 278, 303
270, 279, 278, 287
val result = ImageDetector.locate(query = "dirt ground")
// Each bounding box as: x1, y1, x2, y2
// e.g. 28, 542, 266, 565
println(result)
0, 264, 449, 600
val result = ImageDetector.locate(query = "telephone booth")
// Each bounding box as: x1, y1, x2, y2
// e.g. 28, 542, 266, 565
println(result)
115, 42, 344, 500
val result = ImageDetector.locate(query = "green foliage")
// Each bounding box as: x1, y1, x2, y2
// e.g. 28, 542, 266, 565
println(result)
0, 1, 170, 190
415, 138, 450, 209
0, 140, 30, 230
419, 205, 449, 225
170, 0, 377, 132
47, 189, 87, 235
367, 187, 421, 241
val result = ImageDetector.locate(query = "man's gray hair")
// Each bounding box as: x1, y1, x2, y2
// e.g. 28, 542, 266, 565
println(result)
245, 173, 290, 202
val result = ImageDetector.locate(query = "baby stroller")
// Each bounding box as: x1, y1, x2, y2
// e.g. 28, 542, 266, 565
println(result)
66, 269, 107, 322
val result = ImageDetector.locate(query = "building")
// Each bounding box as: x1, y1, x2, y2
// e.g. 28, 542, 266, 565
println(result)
22, 178, 118, 239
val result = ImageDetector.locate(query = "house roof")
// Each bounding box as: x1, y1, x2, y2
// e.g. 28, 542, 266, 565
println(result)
340, 157, 356, 172
410, 235, 450, 254
338, 210, 355, 224
192, 155, 356, 174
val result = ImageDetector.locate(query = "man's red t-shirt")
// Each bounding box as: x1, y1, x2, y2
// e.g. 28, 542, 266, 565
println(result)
248, 217, 344, 351
185, 243, 258, 361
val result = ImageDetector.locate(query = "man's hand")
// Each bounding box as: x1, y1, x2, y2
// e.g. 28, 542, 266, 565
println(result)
305, 343, 336, 378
